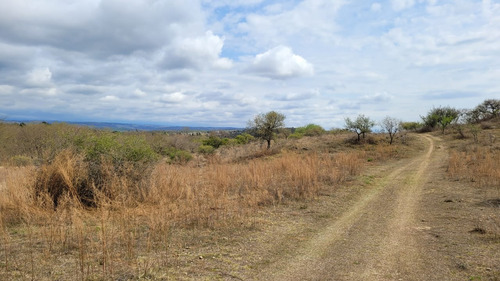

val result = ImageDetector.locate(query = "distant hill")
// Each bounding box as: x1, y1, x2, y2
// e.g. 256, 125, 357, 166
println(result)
5, 120, 243, 132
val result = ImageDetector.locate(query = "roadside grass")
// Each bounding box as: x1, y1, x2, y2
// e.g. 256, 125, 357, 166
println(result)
444, 123, 500, 239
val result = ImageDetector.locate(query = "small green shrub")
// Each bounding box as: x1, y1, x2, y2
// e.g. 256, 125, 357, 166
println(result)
234, 133, 255, 144
291, 124, 326, 139
202, 136, 226, 148
198, 145, 216, 154
163, 147, 193, 164
121, 135, 158, 163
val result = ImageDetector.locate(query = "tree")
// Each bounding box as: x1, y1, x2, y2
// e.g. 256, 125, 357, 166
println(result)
248, 111, 286, 149
381, 116, 401, 145
345, 114, 375, 142
421, 106, 460, 134
400, 122, 421, 131
470, 99, 500, 122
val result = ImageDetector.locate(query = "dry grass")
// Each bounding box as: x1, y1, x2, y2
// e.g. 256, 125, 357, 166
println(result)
0, 124, 422, 279
447, 128, 500, 190
446, 125, 500, 240
0, 144, 369, 279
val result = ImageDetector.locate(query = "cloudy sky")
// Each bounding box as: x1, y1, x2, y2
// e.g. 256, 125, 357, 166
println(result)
0, 0, 499, 128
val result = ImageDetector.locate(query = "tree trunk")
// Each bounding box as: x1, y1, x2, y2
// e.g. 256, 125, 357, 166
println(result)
267, 139, 271, 149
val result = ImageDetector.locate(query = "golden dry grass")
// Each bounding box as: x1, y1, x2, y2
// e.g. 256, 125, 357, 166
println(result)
0, 143, 372, 279
0, 120, 423, 280
447, 128, 500, 190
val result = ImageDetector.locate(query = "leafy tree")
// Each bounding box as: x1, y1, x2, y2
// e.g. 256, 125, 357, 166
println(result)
421, 106, 460, 134
381, 117, 402, 145
467, 99, 500, 122
248, 111, 286, 149
344, 114, 375, 142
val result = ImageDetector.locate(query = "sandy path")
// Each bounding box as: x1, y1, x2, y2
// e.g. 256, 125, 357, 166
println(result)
255, 134, 450, 280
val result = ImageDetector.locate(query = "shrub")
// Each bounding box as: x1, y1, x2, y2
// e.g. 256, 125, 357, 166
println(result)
202, 135, 227, 148
290, 124, 326, 138
234, 133, 255, 144
198, 145, 216, 154
163, 147, 193, 164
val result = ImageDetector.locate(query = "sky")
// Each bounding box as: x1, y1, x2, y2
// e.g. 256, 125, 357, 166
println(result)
0, 0, 499, 128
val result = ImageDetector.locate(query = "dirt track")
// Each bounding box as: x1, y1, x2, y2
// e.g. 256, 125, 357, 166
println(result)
248, 134, 499, 280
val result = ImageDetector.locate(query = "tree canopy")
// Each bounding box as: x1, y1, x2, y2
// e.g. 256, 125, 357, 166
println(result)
345, 114, 375, 142
248, 111, 286, 149
421, 106, 460, 134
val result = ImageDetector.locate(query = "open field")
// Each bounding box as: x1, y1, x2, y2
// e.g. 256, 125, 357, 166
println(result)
0, 121, 499, 280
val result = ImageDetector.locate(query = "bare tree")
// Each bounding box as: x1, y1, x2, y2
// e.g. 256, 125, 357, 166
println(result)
381, 116, 401, 145
248, 111, 286, 149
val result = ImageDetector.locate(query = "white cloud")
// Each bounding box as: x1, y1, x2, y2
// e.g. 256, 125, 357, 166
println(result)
236, 0, 344, 48
161, 31, 232, 70
0, 85, 14, 95
26, 67, 52, 87
160, 92, 186, 104
247, 46, 314, 79
0, 0, 205, 57
100, 95, 119, 102
133, 89, 147, 97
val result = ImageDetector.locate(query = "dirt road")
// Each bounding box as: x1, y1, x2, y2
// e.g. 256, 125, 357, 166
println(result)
248, 134, 498, 280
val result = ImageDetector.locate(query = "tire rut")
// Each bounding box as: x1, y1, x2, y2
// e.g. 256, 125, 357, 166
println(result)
256, 134, 439, 280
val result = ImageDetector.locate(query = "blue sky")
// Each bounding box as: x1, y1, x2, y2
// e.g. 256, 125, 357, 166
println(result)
0, 0, 498, 128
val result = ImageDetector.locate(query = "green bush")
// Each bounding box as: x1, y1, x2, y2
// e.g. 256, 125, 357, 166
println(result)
163, 147, 193, 164
121, 135, 158, 163
84, 133, 158, 164
202, 136, 226, 148
291, 124, 326, 138
234, 133, 255, 144
198, 145, 216, 154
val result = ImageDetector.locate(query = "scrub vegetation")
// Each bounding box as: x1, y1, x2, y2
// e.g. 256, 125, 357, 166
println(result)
0, 99, 498, 280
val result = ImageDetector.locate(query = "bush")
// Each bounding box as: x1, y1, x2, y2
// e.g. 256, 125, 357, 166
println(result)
234, 133, 255, 144
290, 124, 326, 138
163, 147, 193, 164
202, 135, 227, 148
198, 145, 216, 154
